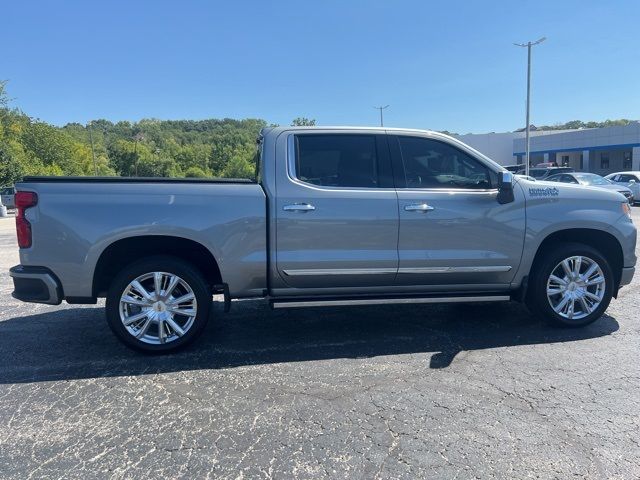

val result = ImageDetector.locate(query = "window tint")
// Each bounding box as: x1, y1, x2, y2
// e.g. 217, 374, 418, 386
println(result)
562, 174, 578, 183
397, 137, 493, 189
529, 169, 547, 179
295, 135, 379, 188
618, 174, 638, 183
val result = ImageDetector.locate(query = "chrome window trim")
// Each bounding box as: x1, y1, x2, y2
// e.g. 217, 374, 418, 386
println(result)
399, 188, 499, 194
286, 132, 502, 194
286, 133, 394, 193
393, 134, 502, 192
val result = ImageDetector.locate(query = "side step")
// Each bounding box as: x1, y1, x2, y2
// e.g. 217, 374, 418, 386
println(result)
270, 294, 510, 309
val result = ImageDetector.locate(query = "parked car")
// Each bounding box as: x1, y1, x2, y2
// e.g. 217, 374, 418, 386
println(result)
0, 186, 15, 209
546, 172, 634, 203
517, 167, 574, 180
605, 172, 640, 205
515, 174, 536, 182
9, 127, 637, 353
535, 162, 558, 168
504, 164, 525, 173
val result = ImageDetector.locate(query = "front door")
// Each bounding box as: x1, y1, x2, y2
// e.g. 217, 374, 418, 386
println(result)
275, 133, 399, 289
390, 134, 525, 289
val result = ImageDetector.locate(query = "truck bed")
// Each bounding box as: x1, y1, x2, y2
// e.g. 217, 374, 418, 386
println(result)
17, 178, 267, 299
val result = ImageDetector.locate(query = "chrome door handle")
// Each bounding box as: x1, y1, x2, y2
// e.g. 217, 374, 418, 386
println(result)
404, 203, 435, 212
283, 203, 316, 212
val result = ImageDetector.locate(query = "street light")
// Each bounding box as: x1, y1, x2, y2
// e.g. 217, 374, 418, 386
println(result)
514, 36, 546, 176
374, 105, 389, 127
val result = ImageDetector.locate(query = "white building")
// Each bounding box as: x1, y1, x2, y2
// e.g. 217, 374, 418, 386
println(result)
454, 122, 640, 174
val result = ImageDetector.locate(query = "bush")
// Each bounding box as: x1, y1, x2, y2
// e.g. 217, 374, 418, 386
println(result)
184, 166, 209, 178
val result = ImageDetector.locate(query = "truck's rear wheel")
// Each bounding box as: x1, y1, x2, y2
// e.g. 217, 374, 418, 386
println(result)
105, 256, 211, 353
527, 243, 613, 327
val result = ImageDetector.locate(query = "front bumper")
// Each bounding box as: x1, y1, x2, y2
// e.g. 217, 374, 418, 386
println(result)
9, 265, 62, 305
620, 266, 635, 288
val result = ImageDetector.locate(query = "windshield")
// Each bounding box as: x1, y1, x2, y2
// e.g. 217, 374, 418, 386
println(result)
574, 173, 612, 186
528, 169, 547, 178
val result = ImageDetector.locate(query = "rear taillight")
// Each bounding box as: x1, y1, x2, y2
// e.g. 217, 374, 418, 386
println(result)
15, 191, 38, 248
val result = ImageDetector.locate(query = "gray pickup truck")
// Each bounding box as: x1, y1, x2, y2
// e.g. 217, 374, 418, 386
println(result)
10, 127, 637, 353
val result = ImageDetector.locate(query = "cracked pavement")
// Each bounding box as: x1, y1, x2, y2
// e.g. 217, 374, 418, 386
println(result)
0, 211, 639, 479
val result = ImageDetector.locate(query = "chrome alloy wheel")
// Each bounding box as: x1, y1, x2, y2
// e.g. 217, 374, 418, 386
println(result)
546, 256, 606, 320
118, 272, 198, 345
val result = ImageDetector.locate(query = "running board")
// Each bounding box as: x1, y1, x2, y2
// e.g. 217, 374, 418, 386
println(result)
270, 294, 510, 309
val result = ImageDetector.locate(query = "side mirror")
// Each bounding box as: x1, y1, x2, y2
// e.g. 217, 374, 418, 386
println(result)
497, 171, 515, 204
629, 179, 636, 184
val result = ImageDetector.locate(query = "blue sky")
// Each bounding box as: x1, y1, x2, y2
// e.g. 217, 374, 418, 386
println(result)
3, 0, 639, 133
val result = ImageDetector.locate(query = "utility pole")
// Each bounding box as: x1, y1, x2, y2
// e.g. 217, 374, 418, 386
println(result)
87, 121, 98, 175
514, 37, 546, 176
374, 105, 389, 127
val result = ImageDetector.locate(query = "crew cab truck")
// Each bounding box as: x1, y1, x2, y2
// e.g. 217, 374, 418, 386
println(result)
10, 127, 637, 353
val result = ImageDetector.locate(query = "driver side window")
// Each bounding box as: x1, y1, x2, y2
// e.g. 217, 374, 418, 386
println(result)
397, 136, 494, 189
619, 174, 638, 183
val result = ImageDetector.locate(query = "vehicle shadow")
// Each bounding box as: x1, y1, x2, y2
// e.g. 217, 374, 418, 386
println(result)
0, 300, 619, 384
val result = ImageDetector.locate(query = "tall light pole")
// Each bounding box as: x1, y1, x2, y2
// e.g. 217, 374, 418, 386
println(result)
374, 105, 389, 127
87, 120, 98, 175
514, 37, 546, 176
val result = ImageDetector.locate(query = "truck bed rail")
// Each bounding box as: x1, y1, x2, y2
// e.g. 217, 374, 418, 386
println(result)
20, 176, 256, 184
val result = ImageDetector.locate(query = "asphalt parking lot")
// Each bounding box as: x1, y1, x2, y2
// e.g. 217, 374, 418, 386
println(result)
0, 212, 639, 479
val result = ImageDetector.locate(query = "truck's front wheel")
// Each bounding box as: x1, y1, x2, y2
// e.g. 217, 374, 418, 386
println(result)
105, 256, 211, 353
527, 243, 614, 327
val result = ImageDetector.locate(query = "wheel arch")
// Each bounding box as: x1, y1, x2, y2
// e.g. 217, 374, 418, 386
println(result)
93, 235, 223, 297
531, 228, 624, 293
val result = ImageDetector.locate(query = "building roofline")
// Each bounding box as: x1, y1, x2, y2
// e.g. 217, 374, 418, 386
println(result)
514, 142, 640, 156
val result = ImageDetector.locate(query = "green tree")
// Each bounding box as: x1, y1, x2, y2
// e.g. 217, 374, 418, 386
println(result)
0, 144, 25, 185
291, 117, 316, 126
0, 80, 9, 108
222, 154, 254, 179
184, 166, 208, 178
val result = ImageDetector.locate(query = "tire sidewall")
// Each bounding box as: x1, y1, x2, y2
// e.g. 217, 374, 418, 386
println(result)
105, 256, 211, 353
530, 243, 614, 327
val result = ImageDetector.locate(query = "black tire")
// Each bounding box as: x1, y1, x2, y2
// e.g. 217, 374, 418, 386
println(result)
106, 255, 211, 353
526, 242, 614, 327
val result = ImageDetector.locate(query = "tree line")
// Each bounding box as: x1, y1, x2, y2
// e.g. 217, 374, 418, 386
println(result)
0, 81, 319, 186
1, 80, 635, 186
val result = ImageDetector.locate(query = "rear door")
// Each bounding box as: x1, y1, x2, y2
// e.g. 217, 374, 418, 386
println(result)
275, 132, 399, 289
390, 134, 525, 289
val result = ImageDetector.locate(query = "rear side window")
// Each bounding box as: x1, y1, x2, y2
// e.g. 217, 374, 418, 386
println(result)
397, 136, 493, 189
618, 174, 638, 183
294, 135, 379, 188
